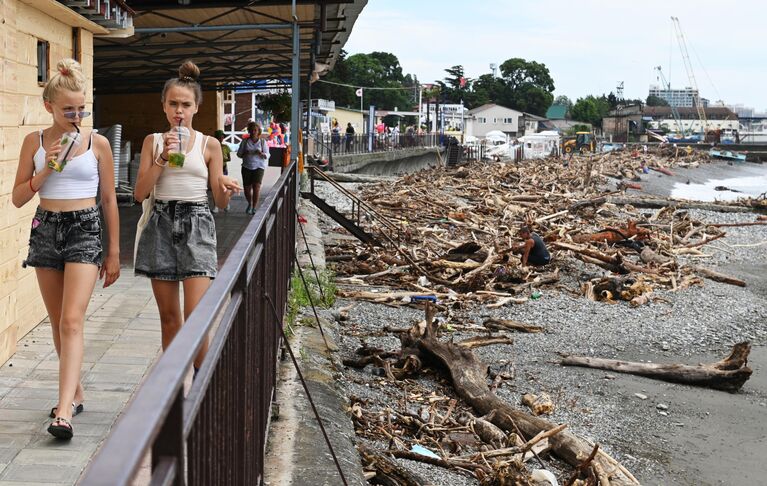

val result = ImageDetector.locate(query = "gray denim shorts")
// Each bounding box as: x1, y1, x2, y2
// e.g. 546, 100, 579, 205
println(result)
23, 206, 102, 271
134, 200, 217, 281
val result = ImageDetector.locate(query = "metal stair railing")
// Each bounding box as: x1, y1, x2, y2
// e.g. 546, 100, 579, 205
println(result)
304, 165, 401, 246
307, 132, 334, 170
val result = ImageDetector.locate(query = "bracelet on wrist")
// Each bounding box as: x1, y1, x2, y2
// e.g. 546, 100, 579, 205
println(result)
154, 155, 168, 167
29, 178, 38, 193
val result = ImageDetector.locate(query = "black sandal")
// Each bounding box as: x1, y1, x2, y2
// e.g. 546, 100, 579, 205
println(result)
47, 417, 73, 440
49, 402, 84, 419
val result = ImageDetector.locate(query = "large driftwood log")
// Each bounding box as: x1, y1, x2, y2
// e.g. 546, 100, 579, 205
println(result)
561, 342, 753, 392
401, 305, 640, 485
691, 266, 747, 287
483, 318, 544, 333
604, 196, 752, 213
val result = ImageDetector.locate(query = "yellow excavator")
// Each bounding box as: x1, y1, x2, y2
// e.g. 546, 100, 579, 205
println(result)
562, 132, 596, 154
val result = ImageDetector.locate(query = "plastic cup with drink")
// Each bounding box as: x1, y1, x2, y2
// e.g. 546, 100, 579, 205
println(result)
50, 124, 82, 172
168, 122, 189, 168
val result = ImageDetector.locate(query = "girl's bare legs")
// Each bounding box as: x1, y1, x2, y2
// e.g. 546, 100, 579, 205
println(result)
151, 278, 210, 369
151, 279, 182, 351
54, 263, 98, 422
36, 268, 86, 411
182, 277, 211, 368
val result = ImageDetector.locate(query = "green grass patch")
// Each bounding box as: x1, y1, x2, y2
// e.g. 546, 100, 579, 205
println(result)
286, 267, 337, 330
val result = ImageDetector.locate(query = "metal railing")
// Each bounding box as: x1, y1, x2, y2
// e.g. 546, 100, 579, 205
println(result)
81, 163, 298, 486
314, 131, 441, 158
306, 165, 401, 246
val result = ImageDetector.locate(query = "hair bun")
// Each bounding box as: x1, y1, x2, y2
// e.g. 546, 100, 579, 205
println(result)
57, 58, 82, 78
178, 60, 200, 81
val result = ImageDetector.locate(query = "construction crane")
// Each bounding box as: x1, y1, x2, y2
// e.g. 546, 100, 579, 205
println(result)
654, 66, 687, 137
671, 16, 707, 135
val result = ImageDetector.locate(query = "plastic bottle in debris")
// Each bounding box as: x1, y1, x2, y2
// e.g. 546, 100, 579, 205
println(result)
530, 291, 542, 300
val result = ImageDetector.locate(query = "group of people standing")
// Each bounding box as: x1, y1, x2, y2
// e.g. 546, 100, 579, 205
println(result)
331, 120, 356, 152
12, 58, 241, 440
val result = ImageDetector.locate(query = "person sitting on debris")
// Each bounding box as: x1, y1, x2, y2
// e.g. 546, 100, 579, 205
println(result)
514, 226, 550, 267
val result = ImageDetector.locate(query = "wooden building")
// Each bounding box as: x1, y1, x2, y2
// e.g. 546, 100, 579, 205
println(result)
0, 0, 132, 364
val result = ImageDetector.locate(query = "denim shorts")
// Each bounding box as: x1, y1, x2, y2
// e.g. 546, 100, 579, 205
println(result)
134, 200, 217, 281
23, 206, 102, 271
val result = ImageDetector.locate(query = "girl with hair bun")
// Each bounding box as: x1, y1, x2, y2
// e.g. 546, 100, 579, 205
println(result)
133, 60, 241, 378
12, 58, 121, 440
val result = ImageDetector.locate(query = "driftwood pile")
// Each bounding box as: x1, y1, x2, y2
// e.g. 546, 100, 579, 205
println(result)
324, 153, 758, 484
328, 153, 756, 308
349, 304, 641, 485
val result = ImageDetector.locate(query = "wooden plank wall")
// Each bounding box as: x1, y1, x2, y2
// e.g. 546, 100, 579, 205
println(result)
0, 0, 94, 364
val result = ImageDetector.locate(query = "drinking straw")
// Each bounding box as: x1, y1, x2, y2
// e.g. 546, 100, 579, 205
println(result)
60, 122, 80, 162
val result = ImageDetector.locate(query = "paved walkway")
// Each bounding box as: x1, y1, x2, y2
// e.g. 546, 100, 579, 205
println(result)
0, 166, 283, 485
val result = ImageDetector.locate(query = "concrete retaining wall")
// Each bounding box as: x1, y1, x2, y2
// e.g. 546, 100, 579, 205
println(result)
332, 147, 443, 175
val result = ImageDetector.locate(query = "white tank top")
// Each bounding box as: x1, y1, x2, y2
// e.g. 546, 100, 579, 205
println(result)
33, 130, 99, 199
154, 131, 210, 202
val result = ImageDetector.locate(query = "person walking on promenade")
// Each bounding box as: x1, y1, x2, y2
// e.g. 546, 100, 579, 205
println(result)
133, 60, 241, 380
236, 121, 269, 215
212, 130, 231, 213
331, 121, 341, 153
12, 58, 121, 440
345, 122, 355, 152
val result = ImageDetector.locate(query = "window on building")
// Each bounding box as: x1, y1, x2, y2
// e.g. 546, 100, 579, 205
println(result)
37, 39, 49, 84
492, 118, 498, 124
503, 118, 515, 124
477, 117, 487, 123
72, 28, 81, 62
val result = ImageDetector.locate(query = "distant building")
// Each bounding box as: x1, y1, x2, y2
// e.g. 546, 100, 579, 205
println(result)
642, 106, 738, 134
332, 107, 365, 134
602, 105, 644, 142
727, 104, 755, 118
648, 85, 708, 108
465, 104, 525, 138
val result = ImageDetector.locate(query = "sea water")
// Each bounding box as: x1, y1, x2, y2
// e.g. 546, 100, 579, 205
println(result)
671, 175, 767, 202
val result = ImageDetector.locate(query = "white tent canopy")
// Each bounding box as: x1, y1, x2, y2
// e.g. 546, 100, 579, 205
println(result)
485, 130, 508, 143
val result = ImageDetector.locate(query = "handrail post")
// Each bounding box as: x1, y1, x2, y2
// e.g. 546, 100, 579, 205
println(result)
152, 388, 185, 486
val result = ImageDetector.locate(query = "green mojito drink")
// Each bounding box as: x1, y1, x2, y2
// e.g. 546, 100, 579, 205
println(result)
168, 152, 185, 168
51, 132, 81, 172
168, 126, 189, 168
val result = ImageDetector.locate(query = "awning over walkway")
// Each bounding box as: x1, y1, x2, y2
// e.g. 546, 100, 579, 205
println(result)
93, 1, 366, 94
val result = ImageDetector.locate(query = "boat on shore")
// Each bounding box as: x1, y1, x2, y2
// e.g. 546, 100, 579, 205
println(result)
709, 147, 747, 162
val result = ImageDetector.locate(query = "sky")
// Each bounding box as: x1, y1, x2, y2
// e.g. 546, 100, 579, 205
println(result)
344, 1, 767, 111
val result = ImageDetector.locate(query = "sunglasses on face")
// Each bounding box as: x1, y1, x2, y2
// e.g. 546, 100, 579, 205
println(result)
62, 111, 91, 119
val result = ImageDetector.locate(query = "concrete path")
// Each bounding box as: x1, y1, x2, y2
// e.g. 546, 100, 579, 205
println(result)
0, 166, 283, 485
0, 274, 159, 485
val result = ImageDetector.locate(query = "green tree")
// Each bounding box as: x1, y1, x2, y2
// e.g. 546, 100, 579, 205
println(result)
311, 51, 416, 111
497, 58, 555, 115
257, 91, 292, 121
436, 65, 472, 105
553, 95, 573, 115
646, 94, 670, 106
345, 53, 413, 111
571, 95, 611, 126
311, 50, 355, 107
471, 74, 506, 108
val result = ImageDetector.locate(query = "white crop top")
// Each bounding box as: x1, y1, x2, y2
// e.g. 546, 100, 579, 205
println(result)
153, 131, 210, 202
33, 130, 99, 199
